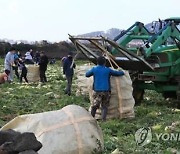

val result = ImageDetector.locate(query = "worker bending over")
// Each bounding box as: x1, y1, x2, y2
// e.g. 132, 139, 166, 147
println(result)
0, 70, 10, 84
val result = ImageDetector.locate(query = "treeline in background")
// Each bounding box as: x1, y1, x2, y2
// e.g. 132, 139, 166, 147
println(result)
0, 40, 77, 59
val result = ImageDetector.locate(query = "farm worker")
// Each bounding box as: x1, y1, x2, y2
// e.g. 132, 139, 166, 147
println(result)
4, 47, 16, 82
63, 52, 76, 96
39, 51, 49, 83
18, 59, 28, 83
86, 56, 124, 121
24, 51, 34, 64
0, 70, 10, 84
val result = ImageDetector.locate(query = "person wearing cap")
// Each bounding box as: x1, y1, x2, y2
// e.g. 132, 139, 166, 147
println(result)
63, 52, 76, 96
39, 51, 49, 83
4, 47, 16, 82
86, 56, 124, 121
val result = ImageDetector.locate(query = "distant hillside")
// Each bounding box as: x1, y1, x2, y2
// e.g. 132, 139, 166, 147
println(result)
78, 28, 122, 39
77, 22, 172, 40
76, 22, 164, 48
77, 23, 156, 40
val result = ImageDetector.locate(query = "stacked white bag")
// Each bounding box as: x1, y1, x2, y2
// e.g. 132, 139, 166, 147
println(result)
26, 64, 40, 82
75, 64, 92, 95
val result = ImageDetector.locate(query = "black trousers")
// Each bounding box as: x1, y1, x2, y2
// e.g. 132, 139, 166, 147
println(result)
20, 70, 28, 83
65, 75, 73, 95
40, 69, 47, 82
13, 66, 19, 79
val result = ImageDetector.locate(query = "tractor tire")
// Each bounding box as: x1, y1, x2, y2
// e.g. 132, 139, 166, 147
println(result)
170, 77, 180, 108
173, 90, 180, 109
162, 91, 177, 99
132, 76, 145, 105
176, 79, 180, 104
177, 91, 180, 102
133, 89, 144, 105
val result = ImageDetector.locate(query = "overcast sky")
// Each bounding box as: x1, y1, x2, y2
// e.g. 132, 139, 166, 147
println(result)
0, 0, 179, 42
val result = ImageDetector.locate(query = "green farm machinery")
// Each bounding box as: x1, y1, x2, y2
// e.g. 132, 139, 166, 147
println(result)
69, 17, 180, 103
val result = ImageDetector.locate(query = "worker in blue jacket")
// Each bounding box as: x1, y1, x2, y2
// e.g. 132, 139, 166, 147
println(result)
86, 56, 124, 121
63, 52, 76, 96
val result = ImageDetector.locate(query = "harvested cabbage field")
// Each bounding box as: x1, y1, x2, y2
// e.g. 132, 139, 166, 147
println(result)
0, 59, 180, 154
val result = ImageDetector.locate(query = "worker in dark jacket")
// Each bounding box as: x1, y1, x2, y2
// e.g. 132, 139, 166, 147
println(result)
63, 52, 76, 96
18, 59, 28, 83
39, 51, 48, 83
86, 56, 124, 121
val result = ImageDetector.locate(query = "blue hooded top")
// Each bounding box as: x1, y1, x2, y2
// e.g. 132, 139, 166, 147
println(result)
86, 65, 124, 92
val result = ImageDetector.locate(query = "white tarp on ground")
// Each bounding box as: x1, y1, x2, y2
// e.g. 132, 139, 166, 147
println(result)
75, 65, 135, 119
26, 64, 40, 82
1, 105, 104, 154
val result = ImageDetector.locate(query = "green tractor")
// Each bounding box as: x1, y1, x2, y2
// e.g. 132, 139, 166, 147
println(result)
69, 17, 180, 103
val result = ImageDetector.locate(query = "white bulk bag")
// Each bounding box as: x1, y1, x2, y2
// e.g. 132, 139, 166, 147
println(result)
1, 105, 104, 154
26, 64, 40, 82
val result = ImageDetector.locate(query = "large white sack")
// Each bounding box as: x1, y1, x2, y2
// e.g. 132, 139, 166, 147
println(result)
75, 64, 93, 95
1, 105, 104, 154
26, 64, 40, 82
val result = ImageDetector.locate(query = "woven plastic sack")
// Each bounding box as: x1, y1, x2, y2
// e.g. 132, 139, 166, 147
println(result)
26, 64, 40, 82
75, 64, 93, 95
1, 105, 104, 154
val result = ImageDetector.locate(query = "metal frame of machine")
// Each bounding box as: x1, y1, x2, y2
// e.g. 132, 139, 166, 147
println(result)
69, 17, 180, 103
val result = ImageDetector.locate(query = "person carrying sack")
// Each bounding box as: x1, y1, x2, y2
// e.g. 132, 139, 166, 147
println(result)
85, 56, 124, 121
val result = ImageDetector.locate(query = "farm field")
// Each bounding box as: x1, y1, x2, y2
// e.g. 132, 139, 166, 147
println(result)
0, 59, 180, 154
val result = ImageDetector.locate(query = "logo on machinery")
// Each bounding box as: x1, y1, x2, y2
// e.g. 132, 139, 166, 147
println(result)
135, 127, 152, 146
